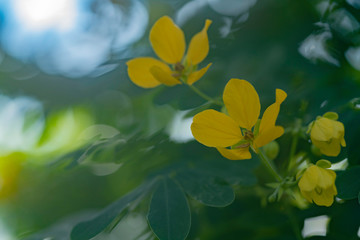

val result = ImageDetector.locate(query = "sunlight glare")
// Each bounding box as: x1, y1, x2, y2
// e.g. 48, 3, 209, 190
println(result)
13, 0, 77, 31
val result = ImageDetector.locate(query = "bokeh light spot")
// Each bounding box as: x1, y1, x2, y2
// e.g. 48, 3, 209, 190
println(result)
13, 0, 77, 32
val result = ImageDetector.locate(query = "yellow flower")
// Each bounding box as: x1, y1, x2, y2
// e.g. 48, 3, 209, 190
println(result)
298, 161, 337, 207
309, 112, 346, 157
0, 152, 25, 199
127, 16, 212, 88
191, 79, 287, 160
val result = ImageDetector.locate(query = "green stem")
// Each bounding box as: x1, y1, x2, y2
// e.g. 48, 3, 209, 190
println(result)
187, 84, 223, 106
288, 119, 302, 171
256, 148, 283, 182
288, 134, 299, 172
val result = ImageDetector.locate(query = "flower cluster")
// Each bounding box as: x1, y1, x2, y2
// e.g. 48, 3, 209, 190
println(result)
296, 112, 346, 207
126, 15, 348, 208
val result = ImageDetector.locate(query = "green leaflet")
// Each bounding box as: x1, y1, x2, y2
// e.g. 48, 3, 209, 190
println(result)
147, 177, 191, 240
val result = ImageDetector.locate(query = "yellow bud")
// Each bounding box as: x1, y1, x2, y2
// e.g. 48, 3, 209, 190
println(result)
309, 114, 346, 157
298, 163, 337, 207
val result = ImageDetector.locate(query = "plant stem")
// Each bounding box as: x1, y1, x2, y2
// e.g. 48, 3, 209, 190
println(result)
288, 133, 299, 173
288, 119, 301, 171
256, 148, 283, 182
187, 84, 223, 106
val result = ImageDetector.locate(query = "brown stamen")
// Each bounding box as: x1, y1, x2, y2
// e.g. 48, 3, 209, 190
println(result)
171, 72, 181, 78
244, 130, 254, 141
234, 143, 250, 149
174, 62, 185, 72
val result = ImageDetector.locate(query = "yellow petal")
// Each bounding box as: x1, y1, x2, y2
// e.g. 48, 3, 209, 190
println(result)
216, 147, 251, 160
191, 109, 243, 147
341, 137, 346, 147
312, 138, 341, 157
311, 117, 334, 142
332, 182, 338, 195
309, 187, 335, 207
300, 190, 313, 203
187, 63, 212, 85
186, 19, 212, 65
275, 88, 287, 103
223, 79, 260, 130
149, 16, 185, 64
150, 66, 181, 86
317, 167, 336, 189
298, 165, 319, 192
259, 89, 287, 134
126, 57, 170, 88
332, 120, 345, 140
253, 126, 284, 148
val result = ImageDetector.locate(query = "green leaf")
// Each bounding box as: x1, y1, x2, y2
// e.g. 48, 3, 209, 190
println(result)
70, 179, 156, 240
336, 166, 360, 199
176, 171, 234, 207
147, 177, 191, 240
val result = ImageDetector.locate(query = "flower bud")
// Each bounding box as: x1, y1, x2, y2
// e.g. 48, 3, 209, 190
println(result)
262, 141, 279, 160
309, 112, 346, 157
298, 162, 337, 207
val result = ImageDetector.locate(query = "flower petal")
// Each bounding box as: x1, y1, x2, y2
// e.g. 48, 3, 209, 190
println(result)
309, 187, 335, 207
259, 89, 287, 134
126, 57, 169, 88
312, 138, 342, 157
332, 120, 345, 140
150, 66, 181, 86
317, 167, 336, 189
275, 88, 287, 103
223, 79, 260, 130
191, 109, 243, 147
149, 16, 185, 64
311, 117, 334, 142
300, 190, 313, 203
341, 137, 346, 147
187, 63, 212, 85
253, 126, 284, 148
298, 165, 319, 192
186, 19, 212, 65
216, 147, 251, 160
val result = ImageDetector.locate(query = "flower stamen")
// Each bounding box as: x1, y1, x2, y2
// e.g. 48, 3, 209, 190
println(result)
174, 62, 185, 72
171, 72, 182, 78
234, 143, 250, 149
244, 130, 254, 141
